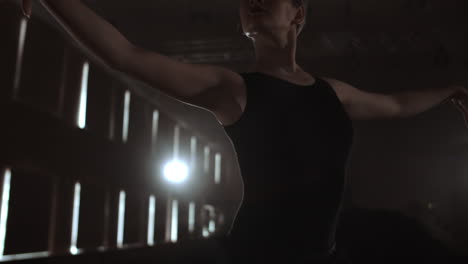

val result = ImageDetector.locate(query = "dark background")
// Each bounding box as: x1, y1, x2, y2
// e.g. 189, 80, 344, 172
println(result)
2, 0, 468, 260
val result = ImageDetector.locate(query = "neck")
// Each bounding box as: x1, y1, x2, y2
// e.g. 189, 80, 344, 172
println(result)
249, 28, 301, 75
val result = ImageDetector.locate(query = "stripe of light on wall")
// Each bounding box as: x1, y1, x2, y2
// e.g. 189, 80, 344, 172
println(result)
202, 205, 216, 238
209, 219, 216, 233
173, 126, 180, 159
0, 168, 12, 257
77, 62, 90, 129
151, 110, 160, 149
117, 191, 126, 248
202, 227, 209, 238
0, 252, 50, 262
190, 137, 197, 173
203, 146, 210, 174
122, 91, 131, 143
70, 182, 81, 255
214, 153, 221, 184
147, 195, 156, 246
170, 200, 178, 243
188, 202, 196, 234
12, 18, 28, 99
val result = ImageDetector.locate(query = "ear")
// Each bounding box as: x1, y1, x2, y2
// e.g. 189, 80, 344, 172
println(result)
22, 0, 32, 18
292, 5, 306, 26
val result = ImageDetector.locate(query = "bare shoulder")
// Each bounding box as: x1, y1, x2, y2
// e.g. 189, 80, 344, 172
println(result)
211, 69, 247, 127
320, 77, 356, 105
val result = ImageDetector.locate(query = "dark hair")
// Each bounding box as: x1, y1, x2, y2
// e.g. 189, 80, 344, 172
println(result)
292, 0, 304, 7
292, 0, 309, 36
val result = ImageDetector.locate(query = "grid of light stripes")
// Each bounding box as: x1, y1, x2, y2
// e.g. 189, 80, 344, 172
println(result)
0, 8, 225, 261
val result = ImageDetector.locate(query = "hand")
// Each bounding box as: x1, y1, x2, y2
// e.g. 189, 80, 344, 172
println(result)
450, 86, 468, 128
22, 0, 33, 19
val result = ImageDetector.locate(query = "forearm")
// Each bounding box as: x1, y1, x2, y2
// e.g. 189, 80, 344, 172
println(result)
39, 0, 133, 69
394, 85, 463, 117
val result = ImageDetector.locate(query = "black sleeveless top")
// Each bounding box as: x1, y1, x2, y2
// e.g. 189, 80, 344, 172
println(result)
222, 72, 354, 262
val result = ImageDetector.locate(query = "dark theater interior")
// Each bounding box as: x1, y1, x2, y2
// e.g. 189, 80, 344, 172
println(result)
1, 0, 468, 263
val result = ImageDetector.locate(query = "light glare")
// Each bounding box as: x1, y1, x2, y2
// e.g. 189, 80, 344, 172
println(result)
70, 246, 78, 255
163, 160, 188, 183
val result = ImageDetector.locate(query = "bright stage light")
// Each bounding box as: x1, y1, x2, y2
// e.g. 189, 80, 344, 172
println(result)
163, 160, 189, 183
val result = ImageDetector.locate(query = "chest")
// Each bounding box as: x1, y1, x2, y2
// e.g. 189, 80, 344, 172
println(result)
235, 79, 350, 124
226, 83, 353, 155
250, 85, 349, 130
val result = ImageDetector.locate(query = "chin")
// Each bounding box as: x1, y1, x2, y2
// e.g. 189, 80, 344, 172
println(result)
243, 23, 266, 37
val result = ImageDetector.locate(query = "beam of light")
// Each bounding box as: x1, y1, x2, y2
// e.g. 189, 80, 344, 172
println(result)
0, 168, 12, 256
190, 137, 197, 173
165, 199, 171, 242
189, 136, 197, 175
208, 220, 216, 233
117, 191, 126, 248
147, 195, 156, 246
101, 189, 111, 250
163, 160, 188, 184
203, 146, 210, 173
122, 90, 131, 143
108, 90, 116, 141
77, 62, 90, 129
202, 205, 215, 238
47, 180, 58, 252
214, 153, 221, 184
170, 200, 178, 243
202, 227, 209, 238
151, 110, 160, 148
12, 18, 28, 99
173, 126, 180, 159
0, 251, 50, 262
70, 182, 81, 255
188, 202, 195, 234
69, 246, 78, 256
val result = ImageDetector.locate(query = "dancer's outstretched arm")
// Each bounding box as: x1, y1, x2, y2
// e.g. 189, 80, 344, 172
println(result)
324, 77, 467, 122
21, 0, 243, 116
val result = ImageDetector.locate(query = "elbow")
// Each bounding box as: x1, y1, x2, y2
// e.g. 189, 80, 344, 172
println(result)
394, 101, 404, 118
105, 42, 135, 73
389, 95, 405, 118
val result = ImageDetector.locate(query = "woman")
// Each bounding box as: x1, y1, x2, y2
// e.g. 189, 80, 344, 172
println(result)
22, 0, 468, 263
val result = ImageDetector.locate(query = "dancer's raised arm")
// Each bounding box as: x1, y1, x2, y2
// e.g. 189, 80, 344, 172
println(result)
22, 0, 243, 116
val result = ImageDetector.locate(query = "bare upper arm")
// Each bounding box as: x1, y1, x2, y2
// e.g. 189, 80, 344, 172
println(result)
118, 44, 244, 123
322, 77, 401, 120
321, 77, 351, 106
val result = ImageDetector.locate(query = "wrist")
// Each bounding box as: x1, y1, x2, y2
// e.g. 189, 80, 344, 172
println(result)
448, 85, 465, 103
39, 0, 64, 9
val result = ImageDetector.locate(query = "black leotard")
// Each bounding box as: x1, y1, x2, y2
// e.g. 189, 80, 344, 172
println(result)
221, 72, 354, 263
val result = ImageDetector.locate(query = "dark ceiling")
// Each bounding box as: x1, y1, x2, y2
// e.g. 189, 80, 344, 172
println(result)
87, 0, 468, 72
